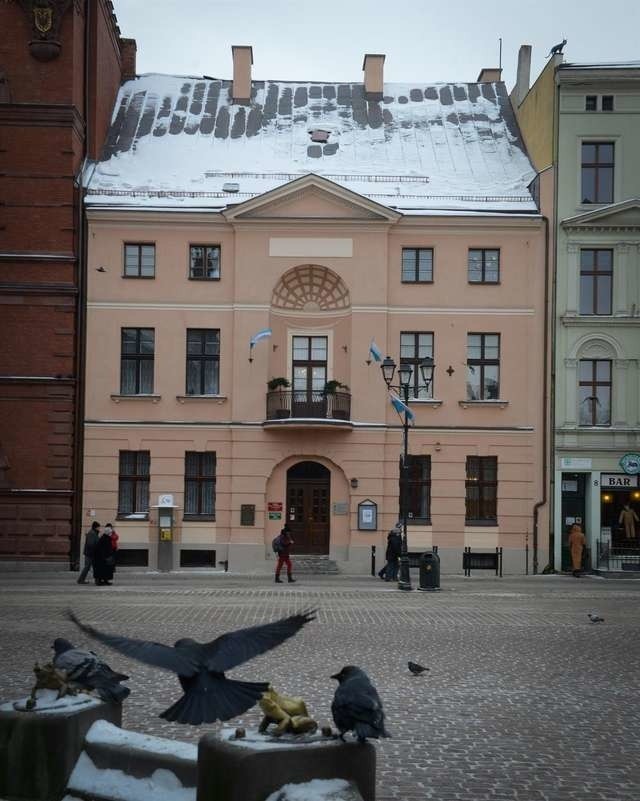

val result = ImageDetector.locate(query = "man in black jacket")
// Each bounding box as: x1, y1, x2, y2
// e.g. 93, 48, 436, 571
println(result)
77, 521, 100, 584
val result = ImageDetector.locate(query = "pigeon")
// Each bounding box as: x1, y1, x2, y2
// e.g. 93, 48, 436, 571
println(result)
408, 661, 429, 676
67, 608, 315, 725
331, 665, 390, 742
548, 39, 567, 56
52, 638, 130, 702
588, 612, 605, 623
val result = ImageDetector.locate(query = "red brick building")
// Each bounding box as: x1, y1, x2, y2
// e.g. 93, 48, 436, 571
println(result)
0, 0, 134, 565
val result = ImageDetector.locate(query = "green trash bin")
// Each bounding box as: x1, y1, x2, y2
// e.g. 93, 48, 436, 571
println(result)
418, 551, 440, 591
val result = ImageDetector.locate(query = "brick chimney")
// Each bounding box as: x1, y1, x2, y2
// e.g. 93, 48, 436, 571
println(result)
232, 45, 253, 104
363, 53, 385, 100
120, 38, 137, 80
511, 45, 532, 107
476, 68, 502, 83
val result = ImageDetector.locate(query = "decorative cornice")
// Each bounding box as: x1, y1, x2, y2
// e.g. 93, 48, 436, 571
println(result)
0, 103, 85, 137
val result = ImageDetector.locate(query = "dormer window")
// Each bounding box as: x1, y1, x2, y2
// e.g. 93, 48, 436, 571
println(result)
309, 129, 330, 143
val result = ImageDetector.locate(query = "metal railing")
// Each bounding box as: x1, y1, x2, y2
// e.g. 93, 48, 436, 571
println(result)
266, 390, 351, 421
596, 539, 640, 572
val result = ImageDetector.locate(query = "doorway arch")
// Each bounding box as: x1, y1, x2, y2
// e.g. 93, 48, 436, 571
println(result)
286, 461, 330, 554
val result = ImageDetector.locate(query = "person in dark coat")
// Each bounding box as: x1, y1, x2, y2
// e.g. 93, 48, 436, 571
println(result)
274, 524, 296, 584
77, 521, 101, 584
378, 527, 402, 581
93, 528, 116, 586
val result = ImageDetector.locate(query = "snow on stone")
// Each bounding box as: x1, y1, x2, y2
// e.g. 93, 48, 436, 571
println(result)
86, 720, 197, 760
66, 752, 195, 801
86, 73, 537, 213
265, 778, 359, 801
2, 689, 101, 713
220, 727, 338, 750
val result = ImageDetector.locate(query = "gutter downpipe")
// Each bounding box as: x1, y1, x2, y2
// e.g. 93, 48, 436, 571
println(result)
532, 212, 550, 575
70, 0, 91, 570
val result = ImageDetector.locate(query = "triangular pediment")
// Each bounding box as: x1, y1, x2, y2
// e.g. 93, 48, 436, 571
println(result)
562, 198, 640, 230
223, 174, 402, 222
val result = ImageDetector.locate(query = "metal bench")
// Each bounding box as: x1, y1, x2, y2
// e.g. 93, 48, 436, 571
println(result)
463, 546, 503, 577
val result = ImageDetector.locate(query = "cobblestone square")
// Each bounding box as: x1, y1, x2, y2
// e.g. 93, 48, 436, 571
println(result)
1, 570, 639, 800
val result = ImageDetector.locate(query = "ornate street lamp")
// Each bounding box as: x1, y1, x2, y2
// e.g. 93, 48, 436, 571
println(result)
380, 354, 435, 591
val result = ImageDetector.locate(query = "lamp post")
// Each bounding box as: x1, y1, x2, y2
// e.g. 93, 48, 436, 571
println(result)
381, 354, 434, 591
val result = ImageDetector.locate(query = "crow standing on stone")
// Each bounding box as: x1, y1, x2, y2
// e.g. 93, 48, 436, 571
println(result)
52, 638, 130, 702
331, 665, 390, 742
407, 660, 429, 676
588, 612, 605, 624
67, 608, 315, 725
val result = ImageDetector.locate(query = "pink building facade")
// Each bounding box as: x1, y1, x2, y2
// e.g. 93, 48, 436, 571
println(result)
82, 57, 548, 574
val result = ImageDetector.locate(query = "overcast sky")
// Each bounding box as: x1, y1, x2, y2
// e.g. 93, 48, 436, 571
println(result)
113, 0, 638, 91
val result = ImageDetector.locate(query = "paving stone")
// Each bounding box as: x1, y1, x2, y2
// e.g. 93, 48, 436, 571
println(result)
0, 572, 639, 801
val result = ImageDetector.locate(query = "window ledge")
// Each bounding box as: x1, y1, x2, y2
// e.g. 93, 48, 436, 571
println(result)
464, 520, 498, 527
562, 315, 640, 326
176, 395, 227, 403
111, 394, 161, 403
409, 399, 443, 408
182, 515, 216, 522
116, 514, 149, 521
459, 400, 509, 409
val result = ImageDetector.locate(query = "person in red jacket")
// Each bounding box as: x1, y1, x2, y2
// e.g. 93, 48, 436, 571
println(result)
274, 524, 296, 584
104, 522, 119, 551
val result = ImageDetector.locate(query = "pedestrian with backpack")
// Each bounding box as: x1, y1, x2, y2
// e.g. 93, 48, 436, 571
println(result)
273, 524, 296, 584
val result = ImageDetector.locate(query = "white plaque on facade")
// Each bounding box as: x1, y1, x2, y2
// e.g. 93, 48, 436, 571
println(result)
158, 494, 175, 507
269, 238, 353, 258
560, 457, 592, 470
600, 474, 639, 489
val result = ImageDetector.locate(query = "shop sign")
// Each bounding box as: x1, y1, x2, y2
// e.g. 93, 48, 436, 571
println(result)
333, 502, 348, 515
560, 457, 592, 470
600, 473, 639, 489
267, 502, 283, 512
619, 453, 640, 475
268, 512, 282, 520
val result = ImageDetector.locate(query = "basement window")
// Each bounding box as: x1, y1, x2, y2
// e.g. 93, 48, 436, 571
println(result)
309, 129, 330, 143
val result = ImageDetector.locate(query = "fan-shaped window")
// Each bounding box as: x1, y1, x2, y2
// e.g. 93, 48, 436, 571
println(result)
272, 265, 350, 312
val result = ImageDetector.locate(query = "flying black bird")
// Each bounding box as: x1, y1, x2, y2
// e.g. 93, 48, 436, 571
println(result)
67, 608, 315, 725
548, 39, 567, 56
52, 638, 130, 703
331, 665, 390, 742
407, 661, 429, 676
588, 612, 605, 624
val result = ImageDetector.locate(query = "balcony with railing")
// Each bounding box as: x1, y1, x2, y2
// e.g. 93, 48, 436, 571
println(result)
264, 390, 352, 428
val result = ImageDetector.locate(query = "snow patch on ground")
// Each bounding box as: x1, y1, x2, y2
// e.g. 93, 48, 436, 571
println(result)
265, 778, 355, 801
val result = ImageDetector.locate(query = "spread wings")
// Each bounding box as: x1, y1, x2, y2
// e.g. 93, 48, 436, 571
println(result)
203, 609, 316, 672
66, 611, 199, 677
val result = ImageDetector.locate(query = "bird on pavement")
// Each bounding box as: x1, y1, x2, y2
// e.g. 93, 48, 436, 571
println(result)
331, 665, 390, 742
587, 612, 605, 623
52, 638, 130, 702
66, 608, 315, 725
407, 661, 429, 676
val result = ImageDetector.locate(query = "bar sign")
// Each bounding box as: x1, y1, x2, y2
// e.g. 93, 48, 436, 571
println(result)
600, 473, 638, 488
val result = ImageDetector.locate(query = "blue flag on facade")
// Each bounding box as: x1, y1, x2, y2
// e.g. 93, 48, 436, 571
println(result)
390, 392, 415, 423
249, 328, 272, 348
369, 339, 383, 363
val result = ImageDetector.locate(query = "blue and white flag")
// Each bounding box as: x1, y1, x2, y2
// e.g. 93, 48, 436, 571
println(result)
369, 339, 383, 363
390, 392, 415, 423
249, 328, 272, 348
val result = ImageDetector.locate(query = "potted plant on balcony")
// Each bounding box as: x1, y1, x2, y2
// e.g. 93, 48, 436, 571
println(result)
267, 377, 290, 419
323, 380, 350, 419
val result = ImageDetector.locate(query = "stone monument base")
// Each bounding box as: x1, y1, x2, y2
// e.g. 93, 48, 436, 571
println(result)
197, 729, 376, 801
0, 691, 121, 801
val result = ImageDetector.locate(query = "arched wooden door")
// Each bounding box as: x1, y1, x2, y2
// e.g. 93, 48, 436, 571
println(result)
286, 461, 330, 554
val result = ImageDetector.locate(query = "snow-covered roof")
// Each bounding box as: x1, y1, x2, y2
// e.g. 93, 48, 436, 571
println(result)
85, 73, 538, 213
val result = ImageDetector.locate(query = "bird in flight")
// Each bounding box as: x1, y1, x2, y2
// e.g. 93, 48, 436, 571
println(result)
331, 665, 390, 742
407, 661, 429, 676
587, 612, 605, 624
52, 638, 130, 702
67, 608, 315, 725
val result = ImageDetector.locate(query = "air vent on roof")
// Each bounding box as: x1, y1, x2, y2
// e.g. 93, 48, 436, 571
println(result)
223, 182, 240, 193
309, 129, 330, 143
